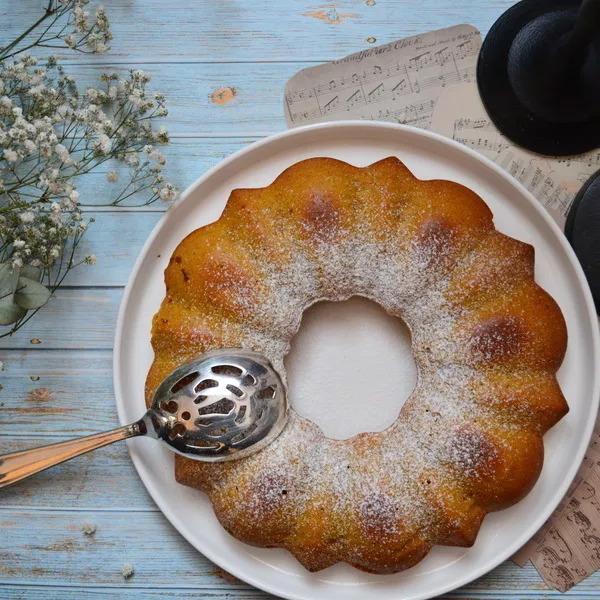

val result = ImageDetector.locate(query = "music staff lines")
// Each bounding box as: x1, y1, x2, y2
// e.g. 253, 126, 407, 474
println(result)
289, 64, 475, 122
287, 41, 479, 103
286, 37, 480, 123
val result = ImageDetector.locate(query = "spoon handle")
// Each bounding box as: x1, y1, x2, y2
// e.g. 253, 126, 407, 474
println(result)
0, 422, 143, 490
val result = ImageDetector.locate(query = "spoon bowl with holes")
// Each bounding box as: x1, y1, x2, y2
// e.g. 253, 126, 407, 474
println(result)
0, 349, 287, 489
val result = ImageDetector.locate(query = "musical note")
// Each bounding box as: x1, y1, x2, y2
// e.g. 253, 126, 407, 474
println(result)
434, 46, 451, 65
323, 95, 339, 113
408, 51, 432, 71
392, 79, 408, 97
367, 83, 384, 102
455, 39, 474, 59
346, 89, 364, 108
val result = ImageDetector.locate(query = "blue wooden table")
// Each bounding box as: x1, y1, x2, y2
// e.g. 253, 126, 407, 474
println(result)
1, 1, 599, 598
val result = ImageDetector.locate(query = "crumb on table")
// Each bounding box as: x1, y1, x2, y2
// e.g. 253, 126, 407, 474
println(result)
81, 522, 97, 536
121, 563, 134, 579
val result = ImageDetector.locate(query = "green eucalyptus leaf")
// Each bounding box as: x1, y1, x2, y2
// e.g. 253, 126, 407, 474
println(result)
0, 263, 12, 284
0, 295, 26, 326
0, 262, 19, 294
14, 277, 52, 310
20, 265, 42, 281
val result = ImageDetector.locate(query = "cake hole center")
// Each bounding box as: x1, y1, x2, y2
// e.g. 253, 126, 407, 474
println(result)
284, 296, 417, 440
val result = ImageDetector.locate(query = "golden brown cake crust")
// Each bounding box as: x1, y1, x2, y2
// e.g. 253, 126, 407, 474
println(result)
145, 157, 568, 574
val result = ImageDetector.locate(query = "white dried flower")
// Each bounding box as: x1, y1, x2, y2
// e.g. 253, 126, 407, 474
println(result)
23, 140, 37, 154
125, 153, 139, 167
0, 49, 175, 335
85, 254, 97, 265
154, 125, 169, 143
149, 150, 165, 165
3, 148, 18, 162
54, 143, 71, 164
94, 133, 112, 154
19, 212, 35, 223
158, 184, 178, 202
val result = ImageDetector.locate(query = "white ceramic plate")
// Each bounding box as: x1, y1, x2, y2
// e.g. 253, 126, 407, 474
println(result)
114, 121, 600, 600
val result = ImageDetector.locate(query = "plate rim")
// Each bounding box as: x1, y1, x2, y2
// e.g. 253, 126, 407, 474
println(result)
113, 120, 600, 600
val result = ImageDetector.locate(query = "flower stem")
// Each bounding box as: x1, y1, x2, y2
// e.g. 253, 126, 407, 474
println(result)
0, 7, 57, 60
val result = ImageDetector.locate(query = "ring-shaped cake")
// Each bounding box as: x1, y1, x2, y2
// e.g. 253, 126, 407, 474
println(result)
145, 157, 568, 574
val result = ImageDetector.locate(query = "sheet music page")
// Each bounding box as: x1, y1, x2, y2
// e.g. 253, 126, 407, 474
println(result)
284, 25, 481, 129
430, 83, 600, 227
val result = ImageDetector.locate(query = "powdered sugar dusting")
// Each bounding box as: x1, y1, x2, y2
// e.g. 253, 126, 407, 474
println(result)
200, 219, 506, 538
157, 158, 566, 573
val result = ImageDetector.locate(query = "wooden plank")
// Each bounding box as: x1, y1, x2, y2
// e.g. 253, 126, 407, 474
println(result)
6, 0, 514, 63
0, 588, 276, 600
0, 138, 258, 289
0, 351, 117, 435
0, 288, 122, 350
62, 211, 162, 287
0, 507, 600, 593
0, 436, 154, 509
0, 510, 226, 586
34, 62, 301, 136
75, 138, 257, 212
1, 586, 596, 600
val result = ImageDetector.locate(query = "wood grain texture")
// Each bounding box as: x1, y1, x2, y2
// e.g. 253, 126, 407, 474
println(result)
0, 288, 121, 349
0, 504, 599, 596
0, 436, 153, 508
0, 351, 117, 435
6, 0, 514, 63
36, 62, 302, 135
2, 0, 599, 598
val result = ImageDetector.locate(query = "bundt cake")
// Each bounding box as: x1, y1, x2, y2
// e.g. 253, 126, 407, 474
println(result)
145, 156, 568, 574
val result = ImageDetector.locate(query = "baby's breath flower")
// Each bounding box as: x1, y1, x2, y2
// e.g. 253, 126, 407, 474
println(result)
3, 148, 18, 162
94, 133, 112, 154
125, 153, 139, 167
19, 212, 35, 223
154, 126, 169, 143
23, 140, 36, 154
150, 150, 166, 165
0, 24, 175, 336
158, 183, 178, 202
